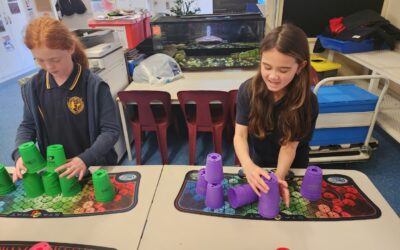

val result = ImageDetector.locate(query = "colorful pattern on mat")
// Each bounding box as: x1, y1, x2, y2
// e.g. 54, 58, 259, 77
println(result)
0, 241, 115, 250
175, 170, 381, 221
0, 172, 140, 218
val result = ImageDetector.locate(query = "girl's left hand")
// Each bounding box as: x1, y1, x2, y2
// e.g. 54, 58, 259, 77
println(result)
55, 157, 87, 181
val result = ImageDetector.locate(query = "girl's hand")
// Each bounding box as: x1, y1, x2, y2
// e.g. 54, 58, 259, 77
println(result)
243, 164, 271, 196
13, 157, 27, 182
55, 157, 87, 181
278, 179, 290, 208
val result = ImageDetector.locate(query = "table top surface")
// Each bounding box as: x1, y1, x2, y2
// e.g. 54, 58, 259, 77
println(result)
2, 166, 399, 250
341, 50, 400, 83
139, 166, 400, 250
343, 50, 400, 69
1, 166, 162, 250
123, 70, 256, 101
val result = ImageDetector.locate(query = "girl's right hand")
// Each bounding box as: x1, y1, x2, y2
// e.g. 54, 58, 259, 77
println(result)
243, 164, 271, 196
13, 157, 27, 182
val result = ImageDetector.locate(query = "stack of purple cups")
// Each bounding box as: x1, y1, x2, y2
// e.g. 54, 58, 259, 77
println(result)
195, 153, 225, 209
258, 173, 281, 219
300, 165, 323, 201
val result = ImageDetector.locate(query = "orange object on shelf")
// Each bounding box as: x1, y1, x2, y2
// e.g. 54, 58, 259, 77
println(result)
88, 18, 145, 49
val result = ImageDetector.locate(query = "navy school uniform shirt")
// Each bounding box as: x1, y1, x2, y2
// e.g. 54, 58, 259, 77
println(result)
236, 79, 319, 168
13, 63, 120, 166
37, 63, 91, 160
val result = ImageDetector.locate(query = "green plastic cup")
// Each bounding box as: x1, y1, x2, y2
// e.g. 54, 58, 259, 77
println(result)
42, 171, 61, 196
23, 173, 44, 198
0, 164, 16, 195
59, 175, 81, 197
92, 169, 115, 203
18, 141, 46, 173
46, 144, 67, 173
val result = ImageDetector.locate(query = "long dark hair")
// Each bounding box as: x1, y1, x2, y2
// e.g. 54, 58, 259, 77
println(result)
248, 23, 313, 144
24, 16, 89, 69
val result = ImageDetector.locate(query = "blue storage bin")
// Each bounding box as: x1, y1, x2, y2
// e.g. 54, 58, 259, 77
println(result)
317, 84, 378, 113
310, 84, 378, 146
310, 127, 369, 146
318, 35, 389, 53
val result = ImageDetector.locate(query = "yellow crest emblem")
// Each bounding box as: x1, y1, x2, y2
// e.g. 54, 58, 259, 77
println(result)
67, 96, 85, 115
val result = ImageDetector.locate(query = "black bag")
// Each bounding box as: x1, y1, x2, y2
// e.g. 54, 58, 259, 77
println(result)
57, 0, 74, 16
57, 0, 87, 16
314, 9, 400, 52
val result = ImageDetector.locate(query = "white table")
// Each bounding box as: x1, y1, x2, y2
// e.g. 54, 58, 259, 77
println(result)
139, 166, 400, 250
123, 70, 256, 103
118, 69, 256, 161
0, 166, 162, 250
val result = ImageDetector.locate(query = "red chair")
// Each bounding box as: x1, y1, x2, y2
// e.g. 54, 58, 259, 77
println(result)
177, 90, 229, 165
118, 90, 173, 165
228, 89, 241, 166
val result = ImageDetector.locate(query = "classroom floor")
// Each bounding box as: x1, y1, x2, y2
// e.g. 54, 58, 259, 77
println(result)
1, 71, 399, 216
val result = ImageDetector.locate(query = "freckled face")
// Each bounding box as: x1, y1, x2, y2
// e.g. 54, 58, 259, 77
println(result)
260, 48, 300, 100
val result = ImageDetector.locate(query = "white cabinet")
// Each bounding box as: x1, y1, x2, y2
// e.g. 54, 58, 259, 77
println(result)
0, 0, 36, 83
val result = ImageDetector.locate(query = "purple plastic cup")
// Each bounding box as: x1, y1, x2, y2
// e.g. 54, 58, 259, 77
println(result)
205, 153, 223, 184
258, 172, 280, 219
300, 165, 323, 201
196, 168, 207, 196
228, 184, 258, 208
205, 183, 224, 209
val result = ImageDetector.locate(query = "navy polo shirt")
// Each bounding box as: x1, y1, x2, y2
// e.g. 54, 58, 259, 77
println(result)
36, 63, 91, 160
236, 80, 319, 168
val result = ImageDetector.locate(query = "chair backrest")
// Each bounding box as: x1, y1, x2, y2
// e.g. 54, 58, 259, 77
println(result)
228, 89, 238, 127
177, 90, 229, 127
118, 90, 171, 126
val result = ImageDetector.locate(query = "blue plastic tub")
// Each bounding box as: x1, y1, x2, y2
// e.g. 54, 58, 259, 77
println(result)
317, 84, 378, 113
318, 35, 389, 53
310, 84, 378, 146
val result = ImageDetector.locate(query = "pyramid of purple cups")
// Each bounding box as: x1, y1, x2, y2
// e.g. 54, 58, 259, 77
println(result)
195, 153, 224, 209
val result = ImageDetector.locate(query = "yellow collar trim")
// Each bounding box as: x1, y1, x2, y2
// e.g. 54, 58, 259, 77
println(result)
45, 64, 82, 91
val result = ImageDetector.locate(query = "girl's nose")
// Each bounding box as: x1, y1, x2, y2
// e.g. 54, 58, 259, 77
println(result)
269, 70, 280, 80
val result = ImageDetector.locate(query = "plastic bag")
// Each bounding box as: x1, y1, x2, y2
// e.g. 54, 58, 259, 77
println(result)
132, 53, 184, 84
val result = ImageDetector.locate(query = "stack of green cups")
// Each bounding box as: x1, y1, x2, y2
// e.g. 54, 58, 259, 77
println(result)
41, 144, 66, 196
46, 144, 80, 197
59, 175, 81, 197
23, 173, 44, 198
0, 164, 16, 195
46, 144, 67, 173
18, 141, 46, 173
42, 171, 61, 196
92, 169, 115, 203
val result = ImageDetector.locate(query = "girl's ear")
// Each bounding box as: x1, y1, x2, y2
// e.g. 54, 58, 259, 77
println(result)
297, 60, 308, 75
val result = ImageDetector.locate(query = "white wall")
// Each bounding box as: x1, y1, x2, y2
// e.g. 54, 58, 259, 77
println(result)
117, 0, 151, 10
384, 0, 400, 37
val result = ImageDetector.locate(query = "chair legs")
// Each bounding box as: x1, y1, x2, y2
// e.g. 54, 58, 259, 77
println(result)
133, 124, 142, 165
188, 125, 197, 165
212, 127, 224, 155
156, 127, 169, 164
133, 123, 170, 165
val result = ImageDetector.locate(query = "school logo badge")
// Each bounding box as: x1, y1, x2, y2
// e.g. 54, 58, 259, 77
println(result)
67, 96, 85, 115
